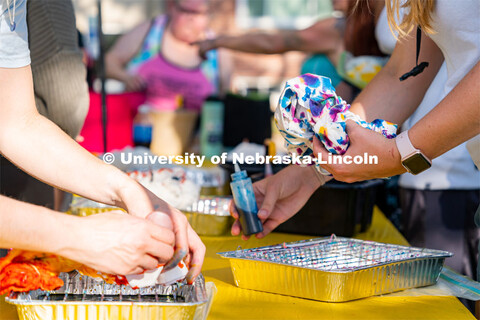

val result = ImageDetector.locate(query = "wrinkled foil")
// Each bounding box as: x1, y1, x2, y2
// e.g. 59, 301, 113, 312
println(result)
6, 272, 216, 320
219, 237, 452, 302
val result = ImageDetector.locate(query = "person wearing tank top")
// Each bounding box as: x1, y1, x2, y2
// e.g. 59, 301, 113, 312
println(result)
230, 0, 479, 289
105, 0, 230, 112
373, 5, 479, 281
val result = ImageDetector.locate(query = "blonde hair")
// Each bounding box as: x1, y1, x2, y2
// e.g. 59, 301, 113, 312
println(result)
386, 0, 436, 37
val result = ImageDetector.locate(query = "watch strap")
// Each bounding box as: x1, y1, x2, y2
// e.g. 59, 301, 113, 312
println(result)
396, 130, 417, 159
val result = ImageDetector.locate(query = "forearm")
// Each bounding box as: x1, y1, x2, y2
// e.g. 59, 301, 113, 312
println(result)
350, 31, 444, 124
105, 53, 130, 82
0, 66, 153, 217
350, 61, 439, 124
210, 32, 294, 55
0, 195, 80, 254
409, 61, 480, 159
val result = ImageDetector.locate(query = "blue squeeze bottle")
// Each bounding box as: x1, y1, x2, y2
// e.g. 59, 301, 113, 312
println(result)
230, 163, 263, 236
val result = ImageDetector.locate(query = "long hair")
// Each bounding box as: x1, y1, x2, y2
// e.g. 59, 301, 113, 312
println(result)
386, 0, 436, 37
344, 0, 385, 56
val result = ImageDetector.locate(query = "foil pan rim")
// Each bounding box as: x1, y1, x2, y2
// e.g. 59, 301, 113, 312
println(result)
218, 255, 451, 273
217, 236, 453, 273
4, 298, 205, 307
6, 273, 209, 307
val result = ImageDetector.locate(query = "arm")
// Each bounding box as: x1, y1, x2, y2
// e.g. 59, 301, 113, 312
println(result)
105, 21, 150, 91
0, 195, 175, 275
349, 29, 444, 124
313, 60, 480, 182
409, 60, 480, 159
0, 66, 205, 281
197, 17, 343, 56
0, 66, 150, 217
217, 48, 232, 95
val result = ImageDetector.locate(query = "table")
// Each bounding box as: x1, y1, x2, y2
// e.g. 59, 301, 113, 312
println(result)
200, 208, 475, 320
1, 209, 474, 320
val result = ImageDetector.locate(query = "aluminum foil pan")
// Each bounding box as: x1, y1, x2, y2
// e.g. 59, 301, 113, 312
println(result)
182, 197, 234, 236
218, 236, 452, 302
6, 272, 216, 320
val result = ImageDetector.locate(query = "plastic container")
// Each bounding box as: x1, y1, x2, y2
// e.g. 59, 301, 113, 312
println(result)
200, 97, 224, 158
133, 105, 153, 148
275, 179, 384, 236
230, 164, 263, 236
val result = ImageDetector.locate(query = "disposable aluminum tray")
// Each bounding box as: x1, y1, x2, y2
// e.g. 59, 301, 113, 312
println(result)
218, 236, 452, 302
182, 197, 234, 236
6, 272, 216, 320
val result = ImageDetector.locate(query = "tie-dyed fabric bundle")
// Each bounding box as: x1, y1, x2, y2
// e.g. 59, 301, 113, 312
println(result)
275, 74, 397, 174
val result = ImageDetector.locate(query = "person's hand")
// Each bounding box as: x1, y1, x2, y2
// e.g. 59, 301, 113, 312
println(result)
191, 38, 217, 60
148, 196, 206, 285
313, 120, 406, 182
123, 74, 146, 92
67, 210, 175, 275
230, 165, 328, 239
113, 178, 206, 284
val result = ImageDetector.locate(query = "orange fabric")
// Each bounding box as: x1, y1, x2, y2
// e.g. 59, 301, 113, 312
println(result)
0, 250, 121, 295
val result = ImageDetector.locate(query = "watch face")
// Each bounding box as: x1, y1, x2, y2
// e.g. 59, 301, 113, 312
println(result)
402, 152, 432, 175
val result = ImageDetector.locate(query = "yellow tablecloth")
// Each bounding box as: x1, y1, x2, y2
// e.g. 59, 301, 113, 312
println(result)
200, 208, 474, 320
0, 208, 474, 320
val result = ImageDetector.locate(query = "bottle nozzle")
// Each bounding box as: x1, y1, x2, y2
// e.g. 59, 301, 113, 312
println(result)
234, 162, 241, 173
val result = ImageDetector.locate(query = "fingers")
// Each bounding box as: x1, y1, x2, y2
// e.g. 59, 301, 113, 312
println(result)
255, 218, 280, 239
164, 211, 189, 271
144, 239, 174, 263
146, 223, 175, 246
137, 254, 159, 271
344, 119, 364, 140
231, 219, 241, 236
185, 226, 206, 284
130, 267, 144, 275
228, 200, 238, 219
257, 183, 279, 222
228, 200, 251, 240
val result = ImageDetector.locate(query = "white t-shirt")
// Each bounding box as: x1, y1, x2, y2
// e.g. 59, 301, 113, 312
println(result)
0, 0, 30, 68
375, 3, 480, 190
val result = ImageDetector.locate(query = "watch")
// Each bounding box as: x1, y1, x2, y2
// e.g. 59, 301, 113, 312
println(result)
395, 130, 432, 175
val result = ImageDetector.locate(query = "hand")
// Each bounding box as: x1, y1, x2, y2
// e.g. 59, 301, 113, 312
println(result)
148, 195, 206, 285
66, 211, 175, 275
191, 38, 217, 60
124, 74, 146, 92
313, 120, 406, 182
230, 165, 327, 239
113, 179, 206, 284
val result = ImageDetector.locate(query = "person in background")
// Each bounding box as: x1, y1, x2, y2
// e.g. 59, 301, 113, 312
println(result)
0, 0, 204, 282
105, 0, 231, 112
195, 0, 385, 102
0, 0, 88, 211
231, 0, 479, 285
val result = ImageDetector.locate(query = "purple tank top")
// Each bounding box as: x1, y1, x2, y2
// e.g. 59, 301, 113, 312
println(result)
136, 53, 215, 112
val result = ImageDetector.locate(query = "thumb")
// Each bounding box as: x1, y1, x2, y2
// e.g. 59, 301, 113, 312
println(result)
146, 211, 174, 230
345, 120, 365, 142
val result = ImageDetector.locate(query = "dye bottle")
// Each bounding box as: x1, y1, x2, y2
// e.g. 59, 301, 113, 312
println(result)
230, 163, 263, 235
